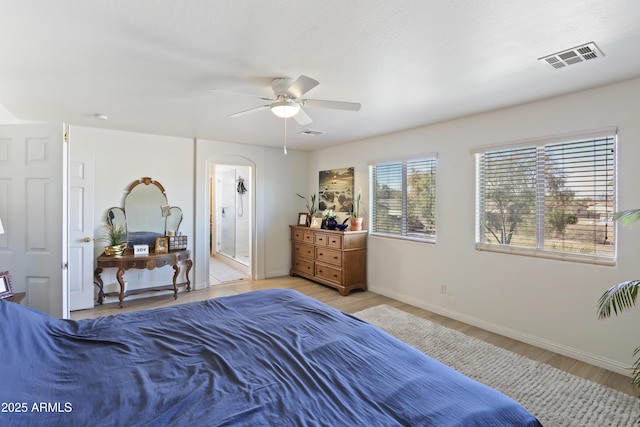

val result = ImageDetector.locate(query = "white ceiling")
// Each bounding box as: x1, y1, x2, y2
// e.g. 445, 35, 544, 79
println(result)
1, 1, 639, 151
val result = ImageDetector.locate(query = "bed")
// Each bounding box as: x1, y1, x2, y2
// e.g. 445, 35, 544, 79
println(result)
0, 288, 542, 426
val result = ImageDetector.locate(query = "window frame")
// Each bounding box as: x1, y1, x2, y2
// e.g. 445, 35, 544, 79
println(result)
369, 154, 438, 244
473, 128, 617, 265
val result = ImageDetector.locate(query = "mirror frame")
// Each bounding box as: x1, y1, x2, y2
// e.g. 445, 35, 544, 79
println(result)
104, 177, 183, 248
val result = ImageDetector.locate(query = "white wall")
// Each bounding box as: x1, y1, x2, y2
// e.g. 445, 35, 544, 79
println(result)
70, 126, 309, 300
310, 77, 640, 375
194, 139, 309, 284
71, 126, 195, 295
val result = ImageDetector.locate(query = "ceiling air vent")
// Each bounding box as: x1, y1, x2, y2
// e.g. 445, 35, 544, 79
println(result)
538, 42, 603, 69
299, 129, 324, 136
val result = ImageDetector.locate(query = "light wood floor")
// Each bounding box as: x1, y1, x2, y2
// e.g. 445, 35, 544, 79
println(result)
71, 275, 637, 397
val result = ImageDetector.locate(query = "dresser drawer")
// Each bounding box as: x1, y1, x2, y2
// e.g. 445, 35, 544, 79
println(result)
314, 233, 328, 246
292, 258, 314, 275
315, 247, 342, 266
292, 228, 305, 241
315, 263, 341, 284
294, 242, 314, 260
303, 231, 314, 244
327, 234, 343, 249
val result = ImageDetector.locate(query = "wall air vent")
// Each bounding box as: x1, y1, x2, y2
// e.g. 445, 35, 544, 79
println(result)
299, 129, 324, 136
538, 42, 603, 69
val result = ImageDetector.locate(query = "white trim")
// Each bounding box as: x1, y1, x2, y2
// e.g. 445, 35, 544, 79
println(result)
470, 126, 618, 154
367, 152, 438, 166
370, 232, 436, 245
475, 243, 615, 266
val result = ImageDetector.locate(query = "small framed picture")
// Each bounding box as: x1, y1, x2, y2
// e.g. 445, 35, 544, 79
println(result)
154, 237, 169, 254
309, 216, 323, 229
0, 271, 14, 299
298, 212, 309, 226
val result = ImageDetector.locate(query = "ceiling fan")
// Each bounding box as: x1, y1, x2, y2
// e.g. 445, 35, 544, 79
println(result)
211, 75, 361, 125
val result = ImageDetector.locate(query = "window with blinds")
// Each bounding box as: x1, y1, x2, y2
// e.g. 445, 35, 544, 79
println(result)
475, 132, 616, 263
370, 156, 437, 242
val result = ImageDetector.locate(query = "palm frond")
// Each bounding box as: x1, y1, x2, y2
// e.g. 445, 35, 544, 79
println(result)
632, 346, 640, 391
597, 280, 640, 319
613, 209, 640, 226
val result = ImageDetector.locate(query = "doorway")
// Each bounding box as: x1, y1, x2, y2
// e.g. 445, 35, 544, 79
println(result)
209, 163, 251, 283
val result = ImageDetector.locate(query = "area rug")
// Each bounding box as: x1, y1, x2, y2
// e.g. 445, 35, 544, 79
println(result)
354, 305, 640, 427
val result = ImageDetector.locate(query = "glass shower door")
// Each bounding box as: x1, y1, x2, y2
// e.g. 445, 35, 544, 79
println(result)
219, 169, 236, 258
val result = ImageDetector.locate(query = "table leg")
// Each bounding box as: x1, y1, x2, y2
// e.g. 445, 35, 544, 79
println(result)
94, 267, 105, 304
184, 259, 193, 291
116, 267, 126, 308
172, 264, 180, 300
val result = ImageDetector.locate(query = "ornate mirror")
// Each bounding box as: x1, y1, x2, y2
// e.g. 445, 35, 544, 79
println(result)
165, 206, 183, 235
106, 207, 126, 230
106, 177, 183, 247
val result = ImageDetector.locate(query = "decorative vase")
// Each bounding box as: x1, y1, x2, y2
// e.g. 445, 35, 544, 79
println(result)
350, 217, 363, 231
104, 243, 127, 257
325, 218, 338, 230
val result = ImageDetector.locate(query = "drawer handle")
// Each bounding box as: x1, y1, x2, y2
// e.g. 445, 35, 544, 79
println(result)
333, 256, 338, 260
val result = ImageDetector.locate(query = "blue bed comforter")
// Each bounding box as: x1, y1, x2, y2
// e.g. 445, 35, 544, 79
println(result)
0, 289, 542, 426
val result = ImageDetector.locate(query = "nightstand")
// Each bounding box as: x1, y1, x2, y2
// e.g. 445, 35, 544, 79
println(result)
3, 292, 26, 304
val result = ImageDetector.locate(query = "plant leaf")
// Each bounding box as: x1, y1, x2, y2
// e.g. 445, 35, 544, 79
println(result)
614, 209, 640, 226
597, 280, 640, 319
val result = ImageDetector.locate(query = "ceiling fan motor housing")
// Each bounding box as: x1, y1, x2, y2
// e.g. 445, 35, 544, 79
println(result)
271, 78, 295, 97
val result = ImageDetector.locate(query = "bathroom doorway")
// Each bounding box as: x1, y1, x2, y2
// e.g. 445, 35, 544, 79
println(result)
209, 163, 251, 283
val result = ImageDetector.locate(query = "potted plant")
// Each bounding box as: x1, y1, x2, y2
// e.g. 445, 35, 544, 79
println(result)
100, 222, 128, 257
297, 193, 317, 225
349, 188, 363, 231
597, 208, 640, 394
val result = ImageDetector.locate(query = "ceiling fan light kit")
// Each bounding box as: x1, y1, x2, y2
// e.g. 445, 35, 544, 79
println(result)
270, 99, 300, 118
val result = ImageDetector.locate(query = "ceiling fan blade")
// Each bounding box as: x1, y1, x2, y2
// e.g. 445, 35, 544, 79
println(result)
303, 99, 361, 111
293, 108, 313, 126
209, 88, 273, 101
228, 105, 270, 118
285, 75, 319, 99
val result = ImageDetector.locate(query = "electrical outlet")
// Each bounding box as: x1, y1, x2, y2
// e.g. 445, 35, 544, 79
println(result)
441, 284, 447, 294
138, 271, 145, 280
109, 273, 116, 283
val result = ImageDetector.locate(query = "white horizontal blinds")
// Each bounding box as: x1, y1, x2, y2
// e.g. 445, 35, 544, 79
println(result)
476, 133, 616, 259
407, 158, 437, 239
478, 147, 537, 248
371, 157, 437, 241
372, 162, 403, 235
543, 137, 615, 257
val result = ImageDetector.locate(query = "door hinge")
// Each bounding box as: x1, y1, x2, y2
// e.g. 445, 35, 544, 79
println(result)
63, 123, 69, 143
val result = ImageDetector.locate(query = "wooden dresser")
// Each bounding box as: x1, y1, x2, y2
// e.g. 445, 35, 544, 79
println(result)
290, 225, 367, 295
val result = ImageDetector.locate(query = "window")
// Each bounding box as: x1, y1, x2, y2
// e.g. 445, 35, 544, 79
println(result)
370, 156, 437, 242
475, 130, 616, 264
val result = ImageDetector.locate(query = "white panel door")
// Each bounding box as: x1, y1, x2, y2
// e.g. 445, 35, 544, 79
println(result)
69, 155, 94, 311
0, 123, 67, 317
